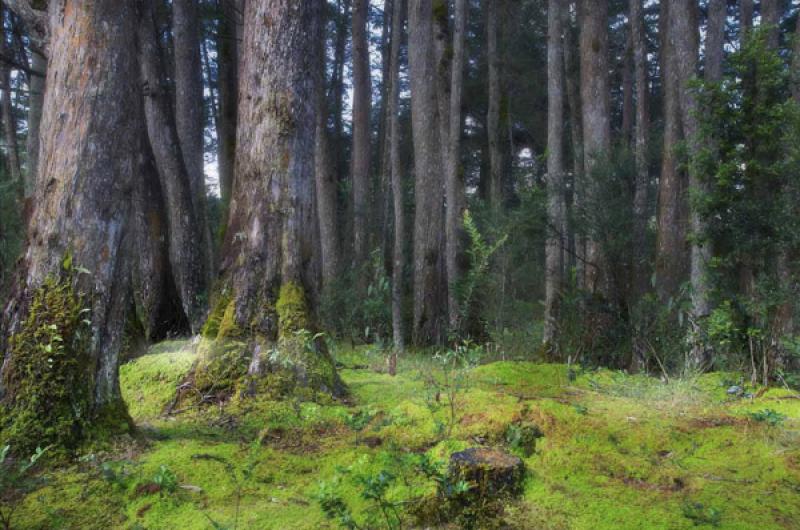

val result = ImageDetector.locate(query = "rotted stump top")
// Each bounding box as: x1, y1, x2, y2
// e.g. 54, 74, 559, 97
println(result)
449, 447, 525, 497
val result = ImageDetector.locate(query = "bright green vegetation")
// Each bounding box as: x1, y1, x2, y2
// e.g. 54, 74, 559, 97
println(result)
7, 341, 800, 529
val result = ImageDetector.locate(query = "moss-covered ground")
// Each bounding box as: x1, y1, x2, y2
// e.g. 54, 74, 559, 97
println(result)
8, 341, 800, 529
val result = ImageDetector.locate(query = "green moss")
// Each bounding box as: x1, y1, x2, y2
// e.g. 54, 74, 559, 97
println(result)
201, 290, 232, 339
0, 275, 94, 453
276, 282, 309, 336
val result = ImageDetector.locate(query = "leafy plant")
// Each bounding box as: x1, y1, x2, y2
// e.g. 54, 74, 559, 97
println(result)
747, 409, 786, 427
151, 465, 178, 496
682, 502, 723, 527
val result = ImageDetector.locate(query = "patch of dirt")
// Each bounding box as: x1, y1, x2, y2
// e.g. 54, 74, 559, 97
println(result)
682, 415, 746, 430
134, 483, 161, 497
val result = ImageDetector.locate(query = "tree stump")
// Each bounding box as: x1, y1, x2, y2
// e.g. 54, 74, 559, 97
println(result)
449, 447, 525, 498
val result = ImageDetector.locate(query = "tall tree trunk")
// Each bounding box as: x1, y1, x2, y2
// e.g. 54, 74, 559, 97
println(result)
409, 0, 446, 345
1, 0, 147, 444
139, 0, 209, 332
220, 0, 324, 335
621, 26, 634, 144
669, 0, 709, 369
544, 0, 566, 350
655, 0, 688, 303
351, 0, 371, 269
216, 0, 239, 213
740, 0, 753, 36
486, 0, 507, 210
316, 9, 341, 290
563, 2, 584, 283
389, 0, 406, 354
579, 0, 611, 296
173, 0, 214, 279
761, 0, 783, 50
445, 0, 467, 333
630, 0, 651, 371
24, 48, 45, 198
0, 7, 21, 191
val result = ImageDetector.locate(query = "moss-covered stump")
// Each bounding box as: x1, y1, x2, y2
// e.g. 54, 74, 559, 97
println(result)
449, 447, 525, 498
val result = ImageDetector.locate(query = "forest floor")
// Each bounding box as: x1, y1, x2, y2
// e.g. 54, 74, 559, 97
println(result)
10, 340, 800, 529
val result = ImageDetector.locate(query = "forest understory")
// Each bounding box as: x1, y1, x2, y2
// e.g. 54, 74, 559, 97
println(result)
3, 339, 798, 530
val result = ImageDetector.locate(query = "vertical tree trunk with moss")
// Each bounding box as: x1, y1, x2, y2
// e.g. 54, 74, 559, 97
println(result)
200, 0, 343, 398
409, 0, 446, 345
1, 0, 148, 450
25, 48, 45, 199
544, 0, 566, 350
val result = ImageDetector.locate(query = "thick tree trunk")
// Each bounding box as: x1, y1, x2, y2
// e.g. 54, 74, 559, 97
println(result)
389, 0, 406, 353
351, 0, 371, 269
579, 0, 611, 296
216, 0, 240, 212
221, 0, 324, 334
544, 0, 566, 350
740, 0, 753, 36
630, 0, 651, 371
655, 0, 688, 303
1, 1, 149, 447
139, 1, 209, 332
409, 0, 446, 345
621, 27, 634, 144
705, 0, 726, 83
0, 7, 21, 191
445, 0, 467, 333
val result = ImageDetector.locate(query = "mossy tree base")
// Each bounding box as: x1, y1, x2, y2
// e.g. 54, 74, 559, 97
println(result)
179, 282, 346, 409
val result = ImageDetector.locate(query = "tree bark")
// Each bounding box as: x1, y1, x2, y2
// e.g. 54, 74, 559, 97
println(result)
216, 0, 240, 212
315, 10, 341, 290
740, 0, 753, 36
2, 0, 146, 418
579, 0, 611, 296
24, 47, 44, 198
655, 0, 688, 303
173, 0, 214, 279
0, 7, 21, 191
351, 0, 371, 269
544, 0, 567, 350
761, 0, 783, 50
389, 0, 405, 352
139, 0, 209, 332
445, 0, 467, 333
408, 0, 446, 345
220, 0, 324, 335
630, 0, 650, 371
1, 0, 47, 52
486, 0, 507, 210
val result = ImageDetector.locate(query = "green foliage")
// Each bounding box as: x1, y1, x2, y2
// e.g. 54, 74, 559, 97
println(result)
194, 443, 261, 530
747, 408, 786, 427
682, 502, 723, 527
0, 266, 98, 453
151, 465, 178, 496
0, 445, 48, 530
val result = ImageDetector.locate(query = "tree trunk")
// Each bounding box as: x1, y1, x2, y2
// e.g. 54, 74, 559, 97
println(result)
315, 11, 341, 290
220, 0, 324, 334
445, 0, 467, 333
216, 0, 240, 213
579, 0, 611, 296
409, 0, 446, 345
389, 0, 406, 353
24, 48, 45, 199
351, 0, 371, 269
740, 0, 753, 36
173, 0, 214, 278
630, 0, 651, 371
139, 0, 209, 332
655, 0, 688, 303
486, 0, 507, 210
761, 0, 782, 50
705, 0, 726, 83
1, 0, 148, 447
544, 0, 566, 350
0, 7, 22, 191
621, 26, 634, 144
